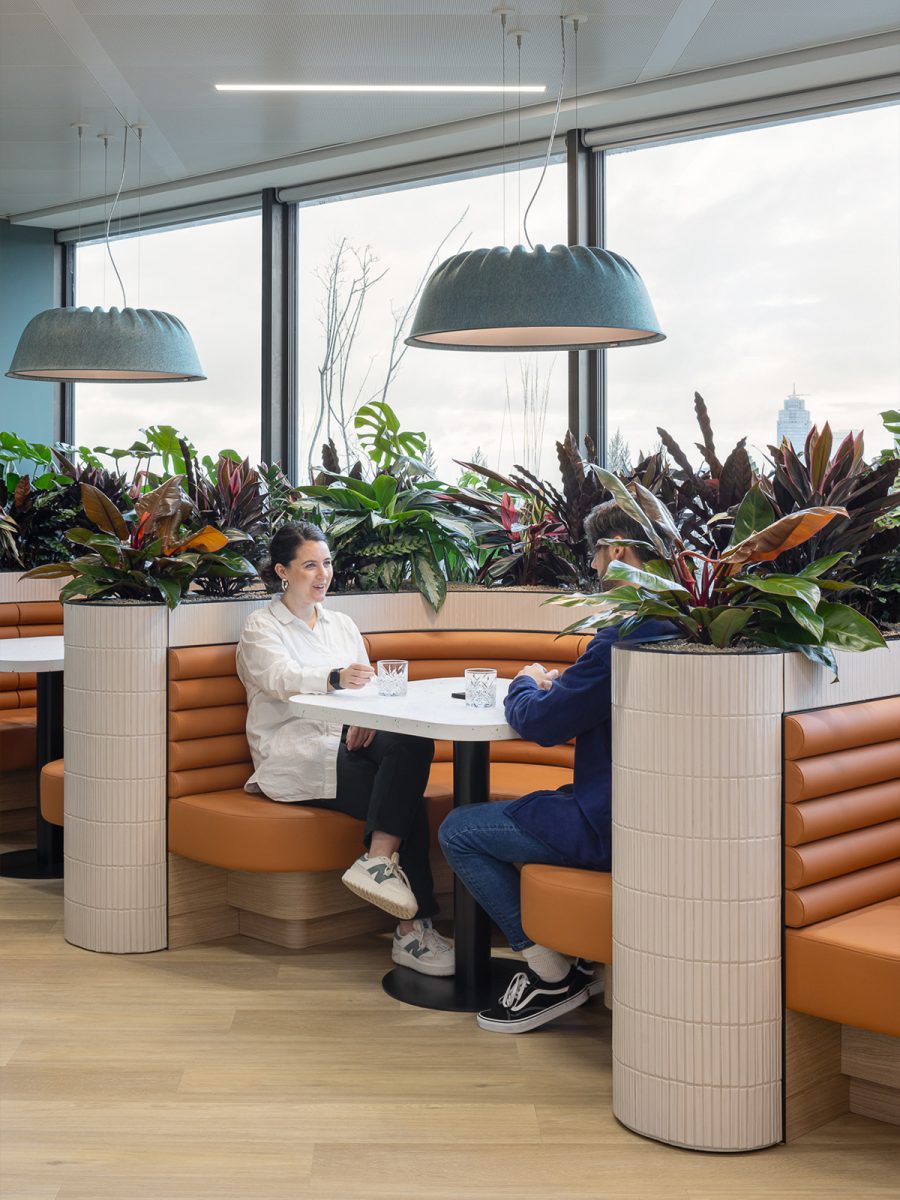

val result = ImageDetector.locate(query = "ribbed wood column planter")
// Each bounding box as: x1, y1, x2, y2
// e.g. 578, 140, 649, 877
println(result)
611, 645, 784, 1151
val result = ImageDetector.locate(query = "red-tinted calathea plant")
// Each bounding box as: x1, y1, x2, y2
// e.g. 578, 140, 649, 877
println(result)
180, 443, 266, 595
550, 468, 886, 676
452, 433, 603, 587
633, 392, 758, 554
764, 425, 900, 603
24, 481, 248, 609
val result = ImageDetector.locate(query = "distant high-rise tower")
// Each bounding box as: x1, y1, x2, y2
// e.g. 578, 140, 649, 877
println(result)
776, 384, 811, 450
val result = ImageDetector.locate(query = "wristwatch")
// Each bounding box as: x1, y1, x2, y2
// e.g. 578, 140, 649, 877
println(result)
328, 668, 344, 691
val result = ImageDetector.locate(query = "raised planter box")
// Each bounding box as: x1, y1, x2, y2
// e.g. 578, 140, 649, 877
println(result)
610, 639, 900, 1153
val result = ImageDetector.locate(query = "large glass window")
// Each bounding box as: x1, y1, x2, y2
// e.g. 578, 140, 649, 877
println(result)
297, 162, 567, 482
74, 213, 262, 463
605, 105, 900, 468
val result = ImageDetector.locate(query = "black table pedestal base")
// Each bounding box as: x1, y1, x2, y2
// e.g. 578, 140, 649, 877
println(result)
0, 847, 63, 880
382, 955, 523, 1013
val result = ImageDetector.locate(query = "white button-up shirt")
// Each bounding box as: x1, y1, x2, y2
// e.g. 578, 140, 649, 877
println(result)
236, 597, 369, 803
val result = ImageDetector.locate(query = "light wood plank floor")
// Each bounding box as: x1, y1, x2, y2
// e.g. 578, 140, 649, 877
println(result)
2, 866, 899, 1200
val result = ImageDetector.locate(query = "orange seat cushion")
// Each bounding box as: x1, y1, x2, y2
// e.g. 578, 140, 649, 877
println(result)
169, 789, 453, 873
0, 710, 37, 771
40, 758, 64, 826
424, 761, 574, 804
520, 864, 612, 963
786, 897, 900, 1037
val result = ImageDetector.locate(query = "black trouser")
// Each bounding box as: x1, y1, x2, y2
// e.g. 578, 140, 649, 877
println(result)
301, 729, 437, 920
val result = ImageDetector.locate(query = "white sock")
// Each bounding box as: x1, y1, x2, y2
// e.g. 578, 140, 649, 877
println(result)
522, 944, 570, 983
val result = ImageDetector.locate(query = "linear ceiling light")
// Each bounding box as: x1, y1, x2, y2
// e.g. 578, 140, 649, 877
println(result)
215, 83, 546, 93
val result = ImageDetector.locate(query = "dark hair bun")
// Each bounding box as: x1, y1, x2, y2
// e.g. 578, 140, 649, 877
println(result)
261, 521, 328, 592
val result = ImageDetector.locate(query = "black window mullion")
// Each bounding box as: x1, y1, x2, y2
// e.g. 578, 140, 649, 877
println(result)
54, 239, 74, 444
261, 188, 298, 479
566, 129, 604, 461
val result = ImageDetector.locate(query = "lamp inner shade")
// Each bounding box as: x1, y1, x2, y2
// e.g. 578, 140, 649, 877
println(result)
416, 325, 659, 349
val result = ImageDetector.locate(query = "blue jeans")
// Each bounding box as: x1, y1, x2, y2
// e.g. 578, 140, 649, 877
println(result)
438, 801, 571, 951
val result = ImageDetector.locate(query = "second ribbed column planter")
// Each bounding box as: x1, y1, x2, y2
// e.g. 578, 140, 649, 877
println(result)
611, 644, 784, 1151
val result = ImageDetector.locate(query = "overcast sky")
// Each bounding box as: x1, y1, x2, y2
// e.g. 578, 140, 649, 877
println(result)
75, 102, 899, 482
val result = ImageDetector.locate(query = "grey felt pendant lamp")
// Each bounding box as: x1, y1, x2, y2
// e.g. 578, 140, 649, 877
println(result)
7, 306, 206, 382
406, 15, 663, 353
7, 124, 205, 384
405, 243, 664, 351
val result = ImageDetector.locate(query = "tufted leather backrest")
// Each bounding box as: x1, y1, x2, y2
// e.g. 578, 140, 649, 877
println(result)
0, 600, 64, 712
784, 696, 900, 928
167, 630, 589, 797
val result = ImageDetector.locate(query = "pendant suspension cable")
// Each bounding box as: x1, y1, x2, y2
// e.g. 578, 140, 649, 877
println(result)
103, 125, 129, 309
70, 122, 88, 246
99, 133, 110, 306
500, 8, 507, 247
134, 125, 144, 306
574, 18, 579, 133
522, 16, 566, 251
517, 32, 523, 246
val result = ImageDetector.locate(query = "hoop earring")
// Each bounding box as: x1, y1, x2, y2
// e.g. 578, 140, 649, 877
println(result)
281, 578, 289, 592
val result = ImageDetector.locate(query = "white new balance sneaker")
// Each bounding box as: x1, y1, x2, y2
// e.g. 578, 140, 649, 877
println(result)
341, 852, 418, 920
392, 920, 455, 977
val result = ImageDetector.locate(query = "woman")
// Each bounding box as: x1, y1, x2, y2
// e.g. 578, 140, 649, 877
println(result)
236, 521, 453, 978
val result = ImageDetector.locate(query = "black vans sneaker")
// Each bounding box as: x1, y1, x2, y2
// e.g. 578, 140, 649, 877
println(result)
573, 958, 605, 998
476, 966, 590, 1034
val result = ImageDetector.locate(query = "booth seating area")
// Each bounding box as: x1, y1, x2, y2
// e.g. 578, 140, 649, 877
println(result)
0, 600, 63, 836
783, 696, 900, 1136
158, 630, 588, 949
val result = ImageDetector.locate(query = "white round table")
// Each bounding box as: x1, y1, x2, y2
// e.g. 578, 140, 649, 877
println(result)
290, 676, 522, 1011
0, 636, 65, 879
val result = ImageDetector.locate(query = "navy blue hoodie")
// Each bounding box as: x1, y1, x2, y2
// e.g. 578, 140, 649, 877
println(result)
503, 621, 674, 869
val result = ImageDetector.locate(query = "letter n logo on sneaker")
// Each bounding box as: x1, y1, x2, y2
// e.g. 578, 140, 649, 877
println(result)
404, 939, 429, 959
366, 863, 392, 884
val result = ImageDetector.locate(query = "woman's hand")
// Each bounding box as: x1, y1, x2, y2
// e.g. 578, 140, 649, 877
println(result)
340, 663, 374, 690
516, 663, 559, 690
345, 726, 376, 752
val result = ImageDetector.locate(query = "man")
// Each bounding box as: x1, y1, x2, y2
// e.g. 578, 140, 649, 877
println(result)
438, 500, 674, 1034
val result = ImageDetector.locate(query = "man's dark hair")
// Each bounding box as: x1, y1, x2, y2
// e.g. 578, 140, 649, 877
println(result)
584, 500, 654, 563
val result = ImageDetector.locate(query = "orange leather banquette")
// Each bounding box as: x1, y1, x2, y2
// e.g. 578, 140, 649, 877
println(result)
520, 864, 612, 964
167, 631, 591, 874
784, 695, 900, 1038
0, 601, 64, 771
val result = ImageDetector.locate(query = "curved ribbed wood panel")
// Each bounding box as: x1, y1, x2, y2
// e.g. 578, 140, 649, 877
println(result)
0, 571, 64, 604
611, 646, 784, 1151
63, 603, 167, 953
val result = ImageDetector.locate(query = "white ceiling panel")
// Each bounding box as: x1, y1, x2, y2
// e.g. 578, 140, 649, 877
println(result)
1, 0, 898, 224
674, 0, 900, 73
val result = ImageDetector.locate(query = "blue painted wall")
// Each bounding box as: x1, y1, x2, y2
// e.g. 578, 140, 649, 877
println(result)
0, 220, 56, 447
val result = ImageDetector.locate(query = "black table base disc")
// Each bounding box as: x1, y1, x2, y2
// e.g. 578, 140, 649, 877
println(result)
382, 955, 523, 1013
0, 848, 64, 880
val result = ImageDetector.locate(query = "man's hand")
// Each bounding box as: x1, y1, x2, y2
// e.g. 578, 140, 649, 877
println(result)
345, 725, 376, 752
339, 663, 375, 690
516, 663, 560, 690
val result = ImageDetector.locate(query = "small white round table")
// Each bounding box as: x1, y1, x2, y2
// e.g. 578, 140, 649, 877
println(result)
290, 675, 522, 1012
0, 636, 65, 879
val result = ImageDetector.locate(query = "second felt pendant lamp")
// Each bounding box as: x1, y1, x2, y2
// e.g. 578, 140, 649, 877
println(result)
406, 14, 663, 353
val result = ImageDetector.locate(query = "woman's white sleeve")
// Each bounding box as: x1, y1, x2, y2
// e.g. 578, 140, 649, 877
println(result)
354, 626, 370, 667
238, 622, 329, 698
